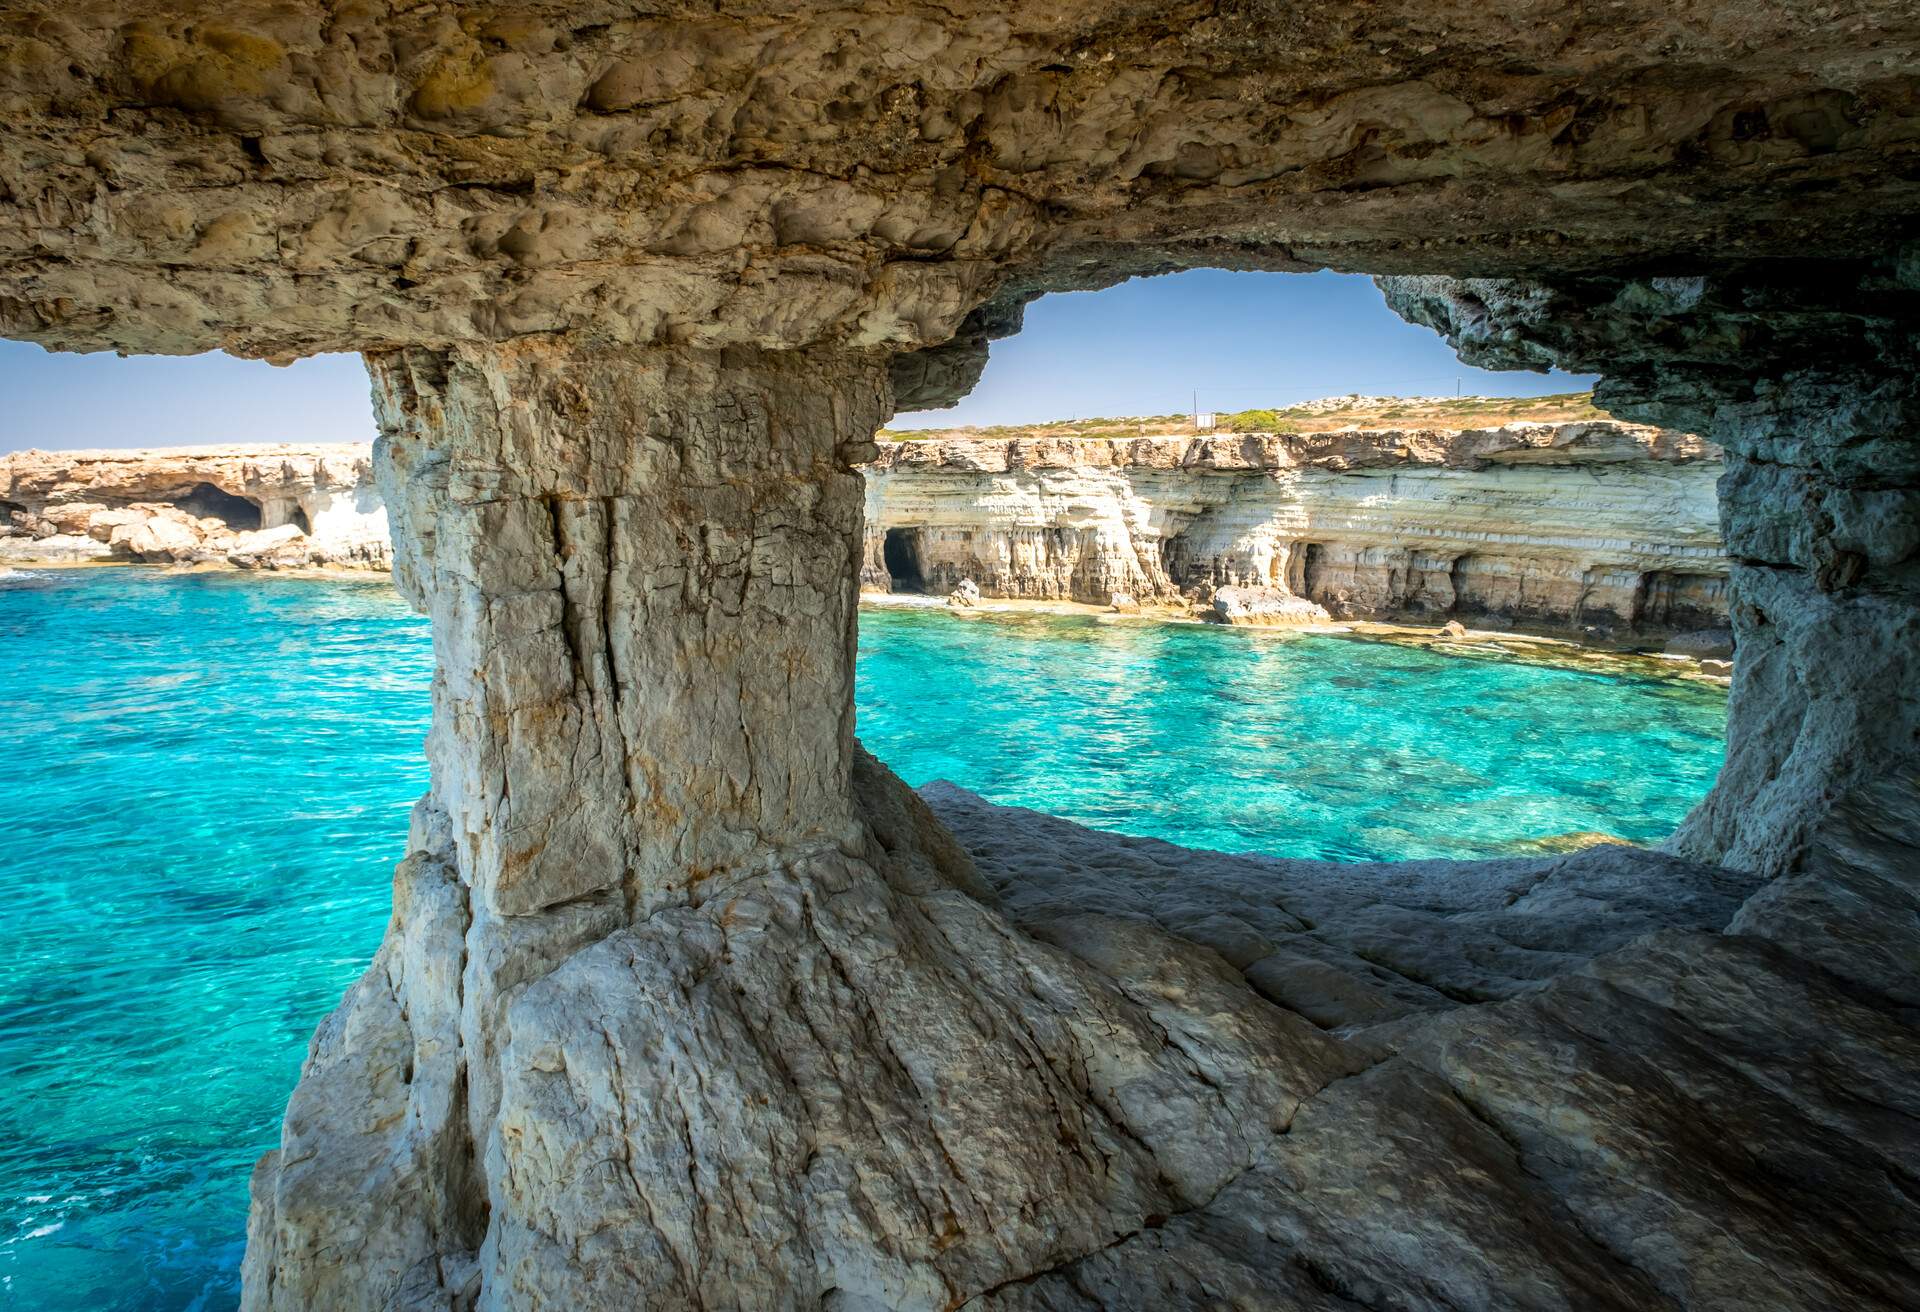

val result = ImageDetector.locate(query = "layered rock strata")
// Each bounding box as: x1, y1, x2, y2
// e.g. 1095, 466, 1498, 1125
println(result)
864, 422, 1726, 637
0, 445, 389, 569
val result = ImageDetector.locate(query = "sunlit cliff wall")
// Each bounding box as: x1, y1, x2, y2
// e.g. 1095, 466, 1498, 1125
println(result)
864, 421, 1726, 636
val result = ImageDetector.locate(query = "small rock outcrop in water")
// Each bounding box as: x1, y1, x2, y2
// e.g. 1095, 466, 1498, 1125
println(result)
0, 446, 389, 570
865, 421, 1726, 638
1212, 585, 1333, 626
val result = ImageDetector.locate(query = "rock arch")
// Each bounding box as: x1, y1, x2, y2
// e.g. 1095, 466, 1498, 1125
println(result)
1, 6, 1917, 1309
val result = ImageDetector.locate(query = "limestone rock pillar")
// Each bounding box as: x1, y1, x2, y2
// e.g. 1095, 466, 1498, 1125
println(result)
243, 338, 889, 1308
243, 339, 1348, 1312
1672, 368, 1920, 873
371, 340, 880, 919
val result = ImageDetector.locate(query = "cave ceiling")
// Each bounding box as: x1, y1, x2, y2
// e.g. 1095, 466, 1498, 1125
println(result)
0, 0, 1916, 385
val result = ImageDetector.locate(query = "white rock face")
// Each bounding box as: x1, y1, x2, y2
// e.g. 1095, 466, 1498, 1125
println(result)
1211, 585, 1332, 626
864, 422, 1725, 636
0, 445, 390, 570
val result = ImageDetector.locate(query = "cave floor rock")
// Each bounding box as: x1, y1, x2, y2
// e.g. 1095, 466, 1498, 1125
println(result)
927, 779, 1920, 1311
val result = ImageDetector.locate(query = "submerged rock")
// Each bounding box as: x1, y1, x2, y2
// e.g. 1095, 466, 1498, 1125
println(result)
1503, 829, 1633, 854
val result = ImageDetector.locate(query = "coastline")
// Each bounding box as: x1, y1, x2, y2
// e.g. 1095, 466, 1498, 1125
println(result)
0, 558, 1730, 684
0, 553, 389, 583
858, 589, 1733, 684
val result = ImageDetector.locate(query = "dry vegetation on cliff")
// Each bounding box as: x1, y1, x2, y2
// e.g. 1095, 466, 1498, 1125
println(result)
883, 391, 1606, 441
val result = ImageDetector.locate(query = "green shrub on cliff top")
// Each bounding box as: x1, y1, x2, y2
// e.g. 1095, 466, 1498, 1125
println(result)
1222, 409, 1299, 432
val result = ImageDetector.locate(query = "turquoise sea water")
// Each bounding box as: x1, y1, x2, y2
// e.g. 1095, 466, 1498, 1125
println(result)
0, 570, 1726, 1310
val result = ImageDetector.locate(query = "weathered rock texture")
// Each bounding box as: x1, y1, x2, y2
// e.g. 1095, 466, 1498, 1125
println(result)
864, 422, 1726, 637
0, 444, 389, 568
929, 773, 1920, 1312
1383, 269, 1920, 881
2, 2, 1918, 373
3, 3, 1919, 1309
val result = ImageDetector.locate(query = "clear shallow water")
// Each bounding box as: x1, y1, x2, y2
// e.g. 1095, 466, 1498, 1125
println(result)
0, 571, 1726, 1310
859, 605, 1728, 861
0, 570, 433, 1311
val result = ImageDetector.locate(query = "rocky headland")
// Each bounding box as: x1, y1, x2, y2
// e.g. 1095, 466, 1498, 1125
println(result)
866, 419, 1728, 641
0, 445, 390, 571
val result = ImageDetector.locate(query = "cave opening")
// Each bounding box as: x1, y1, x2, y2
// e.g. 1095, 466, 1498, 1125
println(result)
1300, 542, 1331, 603
173, 482, 262, 531
291, 506, 313, 534
883, 527, 928, 592
866, 267, 1732, 862
1448, 553, 1475, 615
1634, 569, 1727, 632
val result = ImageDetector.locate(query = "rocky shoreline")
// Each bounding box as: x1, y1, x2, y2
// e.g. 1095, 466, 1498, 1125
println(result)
5, 431, 1733, 666
865, 419, 1729, 645
1, 445, 390, 571
863, 588, 1734, 682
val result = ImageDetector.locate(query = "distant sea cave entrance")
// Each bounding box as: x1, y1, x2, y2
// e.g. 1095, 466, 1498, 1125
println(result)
174, 482, 262, 532
883, 527, 929, 593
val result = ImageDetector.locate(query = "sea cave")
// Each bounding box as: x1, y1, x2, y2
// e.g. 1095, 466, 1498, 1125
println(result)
0, 4, 1916, 1310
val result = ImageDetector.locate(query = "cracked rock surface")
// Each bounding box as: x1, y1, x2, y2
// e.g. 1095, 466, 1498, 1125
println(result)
4, 4, 1918, 1308
931, 776, 1920, 1312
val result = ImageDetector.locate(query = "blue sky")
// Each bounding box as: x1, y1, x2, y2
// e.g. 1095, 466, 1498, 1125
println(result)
899, 270, 1594, 429
0, 271, 1594, 452
1, 346, 376, 452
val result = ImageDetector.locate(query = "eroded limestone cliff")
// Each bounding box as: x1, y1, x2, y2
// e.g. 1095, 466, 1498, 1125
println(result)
0, 445, 390, 569
865, 421, 1726, 638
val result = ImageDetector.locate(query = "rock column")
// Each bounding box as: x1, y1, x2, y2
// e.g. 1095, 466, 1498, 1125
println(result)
1674, 366, 1920, 872
242, 339, 888, 1308
244, 339, 1347, 1311
370, 340, 881, 920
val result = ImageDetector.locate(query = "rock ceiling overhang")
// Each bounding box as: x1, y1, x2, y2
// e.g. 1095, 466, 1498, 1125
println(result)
1, 0, 1917, 372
